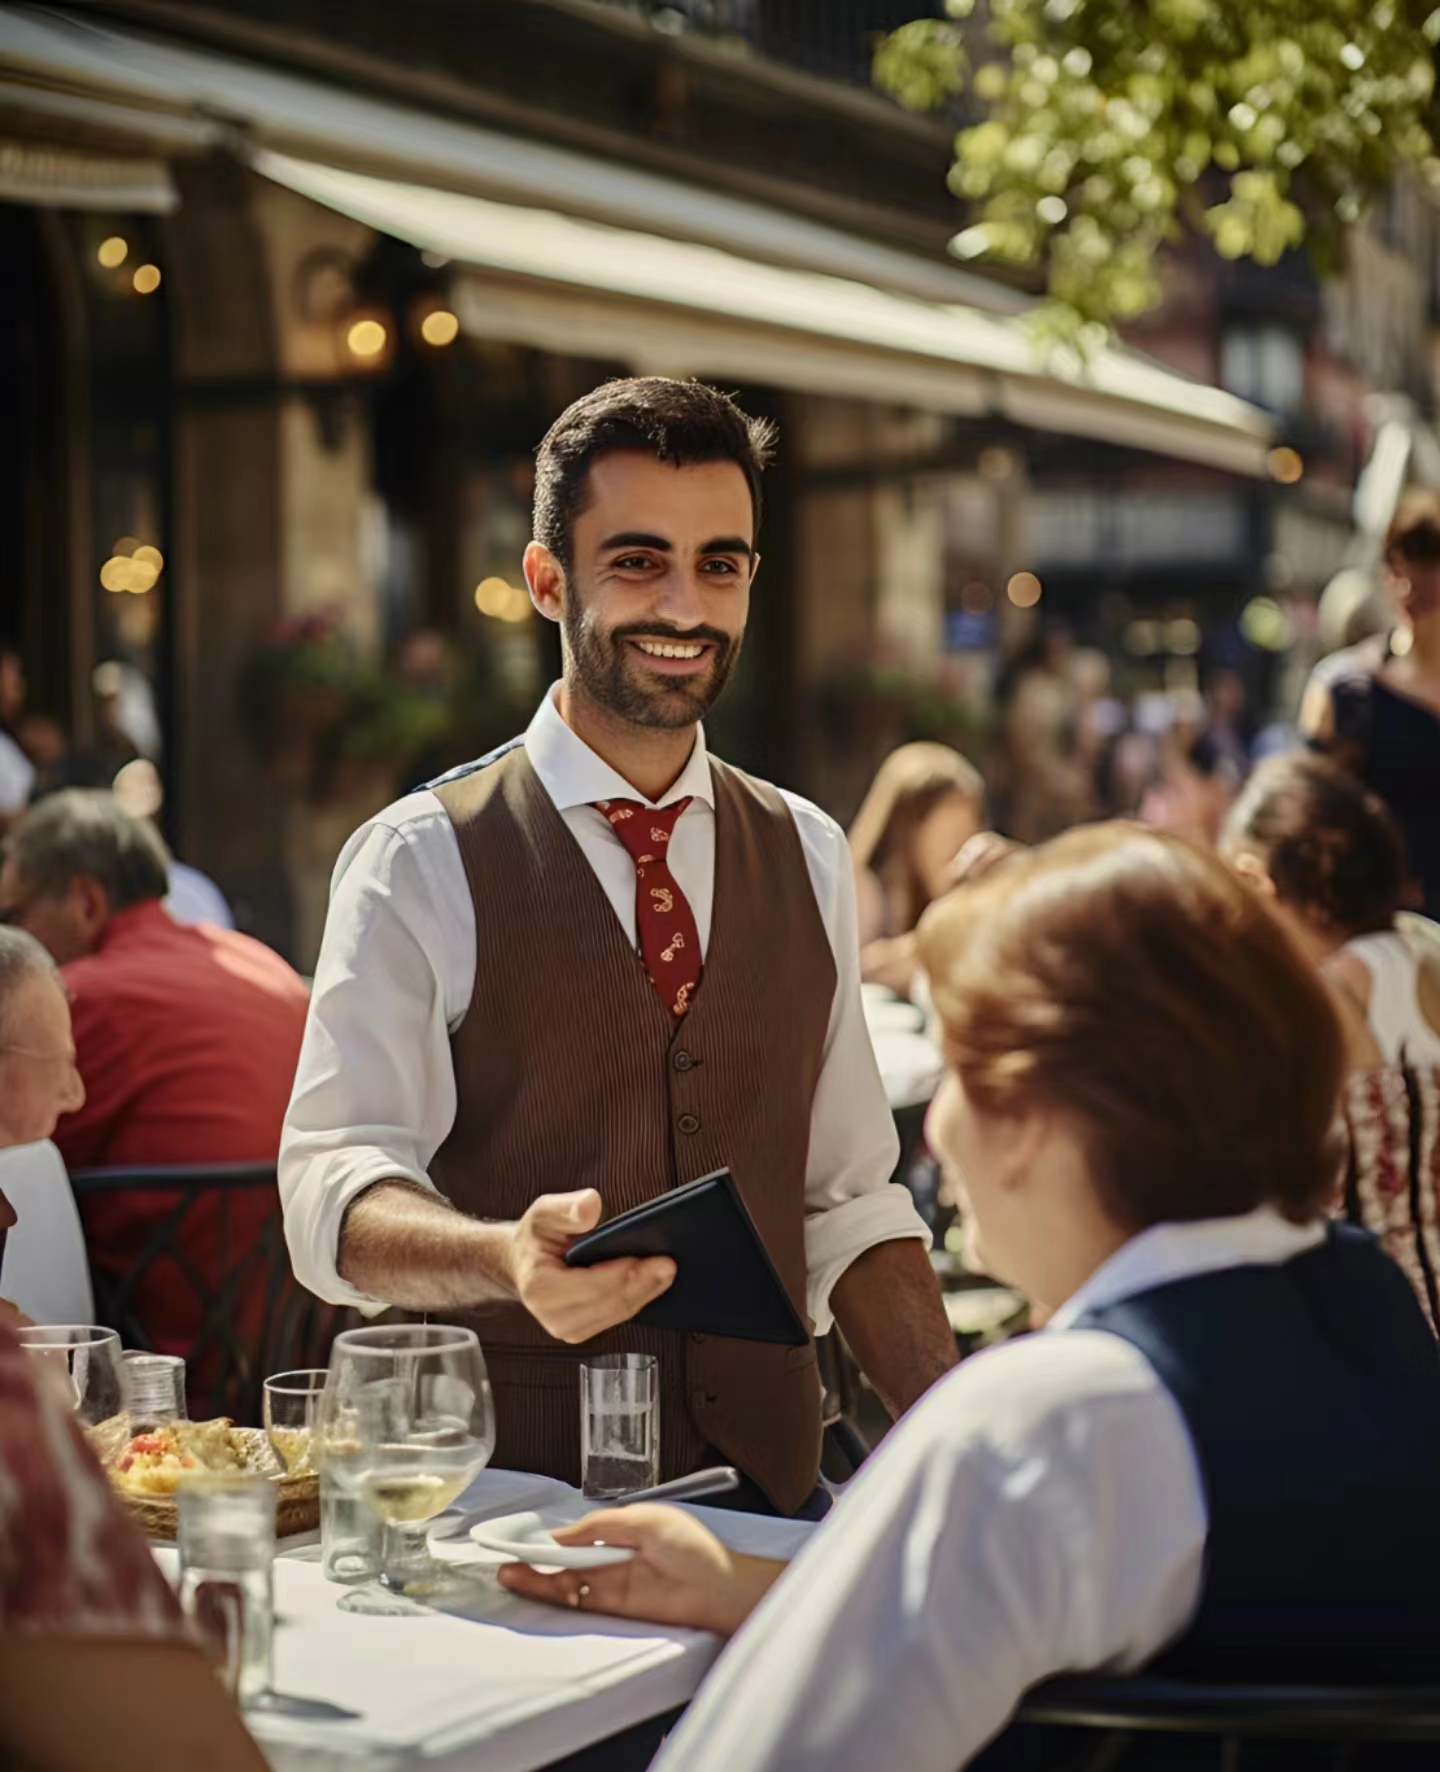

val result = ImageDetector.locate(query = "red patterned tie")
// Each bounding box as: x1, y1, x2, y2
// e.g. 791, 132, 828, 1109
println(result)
596, 798, 703, 1018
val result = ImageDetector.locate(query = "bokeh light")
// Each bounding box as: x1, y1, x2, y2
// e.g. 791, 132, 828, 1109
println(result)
132, 264, 162, 295
346, 318, 389, 359
474, 577, 531, 622
1265, 446, 1304, 484
1006, 570, 1043, 609
421, 309, 460, 347
1240, 596, 1296, 652
97, 236, 129, 269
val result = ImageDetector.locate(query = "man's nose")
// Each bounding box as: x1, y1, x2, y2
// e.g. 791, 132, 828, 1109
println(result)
650, 567, 710, 630
63, 1064, 86, 1114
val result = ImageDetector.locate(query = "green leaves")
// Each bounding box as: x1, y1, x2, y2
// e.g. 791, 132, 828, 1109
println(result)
872, 20, 968, 113
875, 0, 1440, 335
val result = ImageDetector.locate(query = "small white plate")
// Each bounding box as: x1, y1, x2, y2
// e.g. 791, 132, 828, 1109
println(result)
468, 1510, 636, 1570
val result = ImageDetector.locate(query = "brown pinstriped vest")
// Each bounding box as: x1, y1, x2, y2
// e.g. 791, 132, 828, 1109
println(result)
430, 743, 836, 1515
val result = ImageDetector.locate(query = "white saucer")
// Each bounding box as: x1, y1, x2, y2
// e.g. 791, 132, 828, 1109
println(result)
468, 1510, 636, 1570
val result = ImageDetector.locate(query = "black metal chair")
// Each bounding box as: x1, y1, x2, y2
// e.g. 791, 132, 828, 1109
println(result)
69, 1163, 349, 1424
1012, 1676, 1440, 1768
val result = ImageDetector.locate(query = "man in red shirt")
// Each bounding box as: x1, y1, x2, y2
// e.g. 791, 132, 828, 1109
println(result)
0, 792, 309, 1404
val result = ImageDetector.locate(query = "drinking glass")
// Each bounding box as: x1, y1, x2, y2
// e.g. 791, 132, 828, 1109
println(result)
176, 1474, 276, 1704
122, 1351, 187, 1429
315, 1324, 495, 1610
580, 1354, 659, 1499
263, 1369, 326, 1476
19, 1325, 127, 1455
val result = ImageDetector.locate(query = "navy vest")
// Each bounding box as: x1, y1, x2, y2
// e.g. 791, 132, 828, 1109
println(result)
1076, 1224, 1440, 1684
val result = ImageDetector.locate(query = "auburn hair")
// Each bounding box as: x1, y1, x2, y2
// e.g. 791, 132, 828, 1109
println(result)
917, 822, 1344, 1228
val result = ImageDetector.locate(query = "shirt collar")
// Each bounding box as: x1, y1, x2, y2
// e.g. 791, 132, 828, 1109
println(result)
1047, 1206, 1329, 1333
97, 899, 174, 951
524, 682, 714, 813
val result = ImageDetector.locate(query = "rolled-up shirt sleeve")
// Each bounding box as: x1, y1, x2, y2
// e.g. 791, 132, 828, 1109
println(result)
280, 800, 471, 1308
787, 798, 930, 1336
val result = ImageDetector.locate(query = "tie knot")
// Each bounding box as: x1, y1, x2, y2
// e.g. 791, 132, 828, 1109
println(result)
596, 798, 691, 864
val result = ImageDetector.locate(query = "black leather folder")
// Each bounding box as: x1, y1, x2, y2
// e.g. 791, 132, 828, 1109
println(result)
563, 1168, 810, 1347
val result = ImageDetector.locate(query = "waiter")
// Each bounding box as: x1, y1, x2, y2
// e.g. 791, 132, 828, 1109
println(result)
281, 377, 957, 1516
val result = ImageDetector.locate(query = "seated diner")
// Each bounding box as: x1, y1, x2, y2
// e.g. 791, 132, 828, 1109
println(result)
502, 821, 1440, 1771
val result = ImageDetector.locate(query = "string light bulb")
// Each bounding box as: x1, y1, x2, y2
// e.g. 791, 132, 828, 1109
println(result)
421, 309, 460, 347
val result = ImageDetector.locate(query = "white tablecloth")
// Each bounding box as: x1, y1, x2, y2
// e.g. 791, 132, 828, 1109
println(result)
862, 988, 944, 1111
165, 1469, 815, 1772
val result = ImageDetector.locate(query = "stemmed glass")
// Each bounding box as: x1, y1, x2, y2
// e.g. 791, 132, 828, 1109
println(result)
263, 1369, 327, 1476
19, 1325, 128, 1457
315, 1324, 495, 1613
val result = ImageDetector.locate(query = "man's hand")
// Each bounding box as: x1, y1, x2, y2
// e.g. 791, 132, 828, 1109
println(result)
497, 1503, 783, 1635
503, 1190, 676, 1343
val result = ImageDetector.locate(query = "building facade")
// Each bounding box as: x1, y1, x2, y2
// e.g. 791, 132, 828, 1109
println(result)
6, 0, 1386, 962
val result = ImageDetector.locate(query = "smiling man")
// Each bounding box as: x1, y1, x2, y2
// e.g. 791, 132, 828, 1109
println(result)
281, 378, 956, 1516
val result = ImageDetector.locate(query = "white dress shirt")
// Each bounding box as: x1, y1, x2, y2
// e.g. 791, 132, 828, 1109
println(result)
653, 1208, 1328, 1772
0, 1140, 94, 1324
281, 688, 925, 1327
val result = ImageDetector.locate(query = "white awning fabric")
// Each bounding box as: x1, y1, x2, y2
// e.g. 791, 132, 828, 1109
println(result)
255, 149, 1274, 476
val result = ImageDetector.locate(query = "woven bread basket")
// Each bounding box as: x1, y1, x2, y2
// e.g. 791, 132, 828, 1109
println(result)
111, 1426, 320, 1540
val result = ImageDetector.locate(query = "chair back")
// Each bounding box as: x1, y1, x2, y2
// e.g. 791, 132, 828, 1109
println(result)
1013, 1676, 1440, 1769
69, 1163, 349, 1424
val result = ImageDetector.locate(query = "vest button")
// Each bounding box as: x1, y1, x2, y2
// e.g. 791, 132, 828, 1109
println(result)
673, 1050, 694, 1072
677, 1112, 701, 1135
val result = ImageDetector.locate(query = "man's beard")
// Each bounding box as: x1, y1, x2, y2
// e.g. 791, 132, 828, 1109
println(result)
563, 604, 742, 730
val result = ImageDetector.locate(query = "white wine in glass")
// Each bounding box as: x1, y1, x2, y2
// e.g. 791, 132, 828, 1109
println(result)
316, 1325, 495, 1610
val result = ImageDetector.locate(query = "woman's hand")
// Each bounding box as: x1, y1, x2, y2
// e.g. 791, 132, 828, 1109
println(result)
946, 831, 1023, 890
496, 1504, 784, 1636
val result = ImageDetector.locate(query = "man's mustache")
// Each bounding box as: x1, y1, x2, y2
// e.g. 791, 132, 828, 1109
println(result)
610, 622, 733, 650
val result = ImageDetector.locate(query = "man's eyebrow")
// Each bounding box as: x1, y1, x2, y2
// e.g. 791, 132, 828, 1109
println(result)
597, 532, 755, 558
599, 531, 673, 553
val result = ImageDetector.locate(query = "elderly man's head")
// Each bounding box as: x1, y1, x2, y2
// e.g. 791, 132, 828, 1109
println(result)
0, 927, 84, 1148
0, 790, 170, 965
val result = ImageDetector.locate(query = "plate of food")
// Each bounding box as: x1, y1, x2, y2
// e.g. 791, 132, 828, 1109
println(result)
102, 1419, 320, 1539
468, 1510, 636, 1571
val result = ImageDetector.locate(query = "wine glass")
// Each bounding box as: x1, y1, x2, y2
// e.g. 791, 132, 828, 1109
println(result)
19, 1325, 128, 1459
315, 1324, 495, 1612
263, 1369, 327, 1476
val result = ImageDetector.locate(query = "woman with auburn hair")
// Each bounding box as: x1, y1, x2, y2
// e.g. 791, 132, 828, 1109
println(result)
501, 824, 1440, 1772
847, 741, 984, 997
1223, 751, 1440, 1329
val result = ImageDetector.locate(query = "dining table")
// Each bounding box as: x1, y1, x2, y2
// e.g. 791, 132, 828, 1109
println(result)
156, 1467, 817, 1772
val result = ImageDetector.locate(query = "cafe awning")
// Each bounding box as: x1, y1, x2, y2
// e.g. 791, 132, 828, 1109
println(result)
1, 3, 1273, 474
254, 149, 1273, 477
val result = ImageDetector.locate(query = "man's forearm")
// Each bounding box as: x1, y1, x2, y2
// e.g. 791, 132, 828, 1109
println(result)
830, 1236, 957, 1421
337, 1180, 518, 1311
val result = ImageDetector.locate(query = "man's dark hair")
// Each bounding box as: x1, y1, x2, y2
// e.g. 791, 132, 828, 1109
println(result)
533, 377, 776, 572
4, 789, 171, 909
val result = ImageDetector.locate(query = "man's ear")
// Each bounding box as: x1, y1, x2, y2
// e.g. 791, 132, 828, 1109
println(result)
524, 541, 564, 625
71, 875, 113, 942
